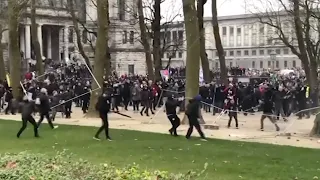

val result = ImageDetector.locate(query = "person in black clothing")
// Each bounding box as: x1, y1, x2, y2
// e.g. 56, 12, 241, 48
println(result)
64, 88, 73, 118
165, 95, 180, 136
5, 87, 15, 115
185, 95, 207, 141
94, 92, 112, 141
121, 80, 131, 111
37, 88, 58, 129
17, 96, 39, 138
140, 84, 151, 116
227, 99, 239, 129
81, 86, 90, 114
260, 86, 280, 131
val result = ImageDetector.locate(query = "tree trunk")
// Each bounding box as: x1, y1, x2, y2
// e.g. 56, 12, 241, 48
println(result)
67, 0, 92, 70
0, 25, 6, 81
137, 0, 154, 80
31, 0, 44, 77
8, 0, 22, 98
310, 113, 320, 137
87, 0, 109, 116
197, 0, 211, 83
181, 0, 201, 124
152, 0, 162, 81
212, 0, 228, 85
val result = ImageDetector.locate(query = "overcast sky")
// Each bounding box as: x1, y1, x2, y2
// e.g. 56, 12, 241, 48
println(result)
160, 0, 247, 22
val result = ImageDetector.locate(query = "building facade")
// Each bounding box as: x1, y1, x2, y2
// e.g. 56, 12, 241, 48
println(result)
1, 0, 146, 75
161, 14, 301, 70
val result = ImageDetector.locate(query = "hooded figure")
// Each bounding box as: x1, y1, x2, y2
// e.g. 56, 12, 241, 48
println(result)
185, 95, 206, 141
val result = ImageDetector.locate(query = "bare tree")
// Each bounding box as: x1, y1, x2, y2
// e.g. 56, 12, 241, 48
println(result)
0, 4, 8, 81
197, 0, 211, 83
87, 0, 110, 115
212, 0, 228, 85
67, 0, 92, 70
8, 0, 28, 98
181, 0, 201, 124
137, 0, 155, 80
30, 0, 44, 77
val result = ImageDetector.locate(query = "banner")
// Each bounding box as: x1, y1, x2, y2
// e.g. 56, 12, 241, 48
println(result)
160, 69, 169, 81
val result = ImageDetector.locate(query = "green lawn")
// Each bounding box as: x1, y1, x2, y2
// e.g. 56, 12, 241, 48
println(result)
0, 119, 319, 180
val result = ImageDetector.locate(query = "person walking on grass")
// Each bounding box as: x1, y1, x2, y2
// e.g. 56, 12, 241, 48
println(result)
185, 95, 207, 141
17, 96, 39, 138
37, 88, 58, 129
94, 92, 112, 141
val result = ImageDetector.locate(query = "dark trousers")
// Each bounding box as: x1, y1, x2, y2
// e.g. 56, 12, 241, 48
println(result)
37, 112, 54, 129
82, 100, 89, 113
186, 115, 206, 139
123, 98, 130, 110
132, 100, 140, 111
95, 112, 110, 139
17, 115, 39, 137
65, 103, 72, 118
260, 113, 279, 130
167, 114, 180, 136
228, 112, 238, 127
5, 101, 15, 114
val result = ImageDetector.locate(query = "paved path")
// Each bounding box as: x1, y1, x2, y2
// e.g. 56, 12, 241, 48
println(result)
1, 107, 319, 149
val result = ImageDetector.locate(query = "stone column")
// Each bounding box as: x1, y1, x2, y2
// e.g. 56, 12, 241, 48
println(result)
47, 28, 52, 59
25, 25, 31, 59
64, 26, 69, 63
226, 26, 230, 47
20, 26, 25, 59
234, 25, 237, 47
37, 24, 43, 55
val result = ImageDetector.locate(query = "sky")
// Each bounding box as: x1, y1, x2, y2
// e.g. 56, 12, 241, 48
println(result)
160, 0, 247, 22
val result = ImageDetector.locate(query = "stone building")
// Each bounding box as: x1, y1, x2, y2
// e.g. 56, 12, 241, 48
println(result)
162, 13, 302, 70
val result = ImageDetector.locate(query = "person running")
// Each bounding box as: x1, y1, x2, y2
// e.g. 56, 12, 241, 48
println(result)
94, 92, 112, 141
17, 96, 39, 138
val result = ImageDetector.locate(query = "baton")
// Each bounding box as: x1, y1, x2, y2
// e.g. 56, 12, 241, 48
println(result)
112, 111, 132, 118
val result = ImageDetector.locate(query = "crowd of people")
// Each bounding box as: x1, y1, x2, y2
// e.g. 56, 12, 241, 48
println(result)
0, 63, 316, 141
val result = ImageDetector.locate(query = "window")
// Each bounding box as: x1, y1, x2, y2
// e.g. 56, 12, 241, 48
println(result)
276, 61, 279, 68
237, 27, 241, 34
128, 64, 134, 75
284, 48, 289, 54
236, 50, 241, 56
252, 61, 255, 68
276, 49, 281, 55
244, 50, 249, 56
171, 51, 176, 58
172, 31, 177, 41
260, 61, 263, 68
284, 60, 288, 68
129, 31, 134, 44
222, 27, 227, 36
178, 31, 183, 41
259, 26, 265, 34
178, 52, 183, 58
259, 49, 264, 55
166, 52, 170, 58
122, 30, 127, 43
82, 30, 87, 44
215, 62, 219, 68
293, 60, 296, 67
267, 49, 272, 55
229, 61, 233, 67
68, 28, 74, 43
224, 51, 227, 56
252, 50, 257, 56
166, 31, 171, 42
229, 51, 234, 56
230, 27, 234, 35
268, 61, 271, 67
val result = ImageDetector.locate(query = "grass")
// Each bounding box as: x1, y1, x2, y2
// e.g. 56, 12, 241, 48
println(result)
0, 119, 319, 180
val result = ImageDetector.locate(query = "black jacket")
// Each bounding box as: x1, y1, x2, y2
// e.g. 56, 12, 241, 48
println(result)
185, 99, 201, 118
165, 98, 179, 115
96, 95, 111, 114
21, 101, 36, 117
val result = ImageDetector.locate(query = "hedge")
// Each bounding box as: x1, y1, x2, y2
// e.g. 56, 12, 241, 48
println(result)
0, 151, 206, 180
